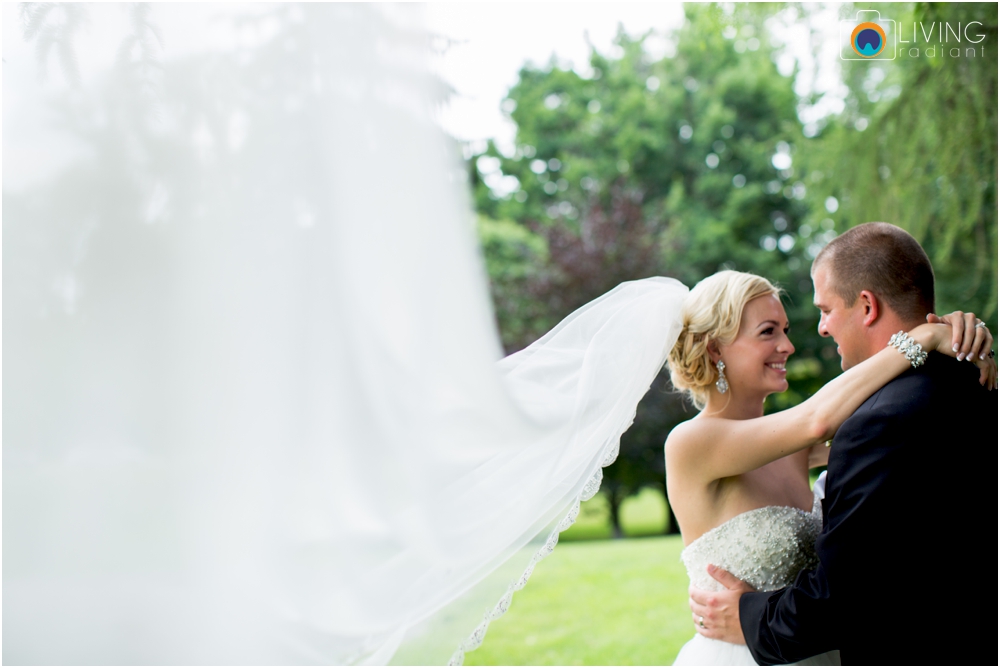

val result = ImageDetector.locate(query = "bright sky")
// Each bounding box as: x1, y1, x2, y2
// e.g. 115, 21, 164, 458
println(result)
2, 2, 848, 188
424, 3, 847, 153
424, 3, 687, 154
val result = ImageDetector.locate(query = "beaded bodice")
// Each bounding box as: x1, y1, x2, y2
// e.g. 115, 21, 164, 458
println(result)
681, 495, 822, 593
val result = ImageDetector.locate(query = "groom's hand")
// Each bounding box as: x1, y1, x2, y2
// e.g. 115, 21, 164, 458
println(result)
688, 564, 756, 645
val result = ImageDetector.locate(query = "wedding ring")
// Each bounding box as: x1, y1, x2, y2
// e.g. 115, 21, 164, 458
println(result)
975, 321, 987, 329
699, 616, 705, 628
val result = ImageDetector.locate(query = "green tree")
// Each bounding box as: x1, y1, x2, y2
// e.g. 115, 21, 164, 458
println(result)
473, 2, 998, 536
473, 4, 834, 533
804, 2, 998, 330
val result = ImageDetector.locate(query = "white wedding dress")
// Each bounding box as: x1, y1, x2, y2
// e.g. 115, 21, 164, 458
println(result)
4, 5, 690, 663
673, 474, 840, 666
2, 5, 836, 665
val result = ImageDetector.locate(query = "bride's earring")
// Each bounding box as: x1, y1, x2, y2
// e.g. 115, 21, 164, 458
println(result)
715, 360, 729, 394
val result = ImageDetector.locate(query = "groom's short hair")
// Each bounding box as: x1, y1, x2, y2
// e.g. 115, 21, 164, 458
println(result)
812, 222, 935, 320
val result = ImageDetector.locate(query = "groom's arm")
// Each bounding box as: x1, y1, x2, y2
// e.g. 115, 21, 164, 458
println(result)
689, 560, 837, 664
736, 411, 895, 663
738, 374, 923, 665
705, 358, 985, 665
738, 563, 837, 665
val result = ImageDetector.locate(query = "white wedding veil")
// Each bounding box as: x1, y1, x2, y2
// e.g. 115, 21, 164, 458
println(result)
3, 4, 687, 664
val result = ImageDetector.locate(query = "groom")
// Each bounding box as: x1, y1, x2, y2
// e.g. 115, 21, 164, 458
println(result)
688, 222, 995, 665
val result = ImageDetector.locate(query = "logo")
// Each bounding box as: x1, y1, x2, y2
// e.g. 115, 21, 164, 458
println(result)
851, 22, 887, 57
840, 10, 896, 61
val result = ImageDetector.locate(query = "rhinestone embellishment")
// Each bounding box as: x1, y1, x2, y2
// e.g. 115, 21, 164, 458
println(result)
888, 330, 927, 368
680, 503, 822, 595
715, 359, 729, 394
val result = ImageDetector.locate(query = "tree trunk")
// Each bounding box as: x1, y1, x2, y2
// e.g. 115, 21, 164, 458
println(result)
659, 485, 680, 535
607, 489, 624, 539
665, 501, 680, 535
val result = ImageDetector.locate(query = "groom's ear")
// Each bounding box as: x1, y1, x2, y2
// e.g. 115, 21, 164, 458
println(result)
858, 290, 880, 327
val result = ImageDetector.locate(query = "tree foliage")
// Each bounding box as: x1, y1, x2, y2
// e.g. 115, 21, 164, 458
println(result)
469, 2, 997, 534
811, 2, 998, 327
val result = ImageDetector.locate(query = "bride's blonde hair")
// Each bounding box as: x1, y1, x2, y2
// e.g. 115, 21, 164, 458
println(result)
667, 270, 781, 409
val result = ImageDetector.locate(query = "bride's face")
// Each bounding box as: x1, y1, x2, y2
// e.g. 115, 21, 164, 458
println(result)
718, 295, 795, 397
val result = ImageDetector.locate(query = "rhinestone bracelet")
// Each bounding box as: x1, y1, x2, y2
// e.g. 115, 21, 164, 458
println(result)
888, 331, 928, 368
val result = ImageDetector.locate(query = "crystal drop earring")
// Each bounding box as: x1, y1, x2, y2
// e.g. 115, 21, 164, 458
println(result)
715, 359, 729, 394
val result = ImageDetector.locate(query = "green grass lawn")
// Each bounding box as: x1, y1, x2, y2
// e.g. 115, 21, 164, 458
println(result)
463, 535, 693, 665
461, 489, 692, 665
460, 474, 826, 664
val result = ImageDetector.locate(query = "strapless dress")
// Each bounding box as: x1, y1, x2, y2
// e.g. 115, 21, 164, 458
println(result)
673, 478, 840, 666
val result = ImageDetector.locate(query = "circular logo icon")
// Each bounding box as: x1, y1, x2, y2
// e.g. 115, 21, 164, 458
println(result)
851, 22, 886, 58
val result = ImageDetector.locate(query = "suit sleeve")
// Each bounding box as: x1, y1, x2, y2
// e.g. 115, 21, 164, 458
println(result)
738, 373, 924, 665
738, 562, 837, 665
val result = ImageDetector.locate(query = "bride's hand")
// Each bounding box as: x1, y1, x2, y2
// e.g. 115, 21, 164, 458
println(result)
911, 315, 996, 390
926, 311, 996, 389
926, 310, 994, 362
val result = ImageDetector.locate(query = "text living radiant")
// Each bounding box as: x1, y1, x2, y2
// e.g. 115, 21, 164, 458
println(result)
896, 20, 987, 58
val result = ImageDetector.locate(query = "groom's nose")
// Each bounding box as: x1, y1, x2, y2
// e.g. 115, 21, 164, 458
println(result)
817, 314, 830, 337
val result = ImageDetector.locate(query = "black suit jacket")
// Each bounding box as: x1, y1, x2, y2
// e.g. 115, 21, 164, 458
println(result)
739, 352, 996, 666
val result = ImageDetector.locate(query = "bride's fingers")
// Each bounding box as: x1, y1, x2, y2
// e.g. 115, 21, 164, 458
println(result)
974, 353, 994, 384
959, 312, 977, 360
979, 327, 993, 360
968, 323, 987, 361
981, 359, 997, 390
972, 325, 992, 361
936, 311, 964, 352
977, 357, 997, 389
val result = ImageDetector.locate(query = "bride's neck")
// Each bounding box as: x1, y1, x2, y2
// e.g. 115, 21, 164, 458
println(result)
703, 388, 766, 420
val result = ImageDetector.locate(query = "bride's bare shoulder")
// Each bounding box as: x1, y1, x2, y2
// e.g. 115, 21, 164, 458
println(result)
664, 416, 717, 461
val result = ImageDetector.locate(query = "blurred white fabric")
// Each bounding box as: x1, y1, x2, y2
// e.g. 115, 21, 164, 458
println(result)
3, 4, 687, 664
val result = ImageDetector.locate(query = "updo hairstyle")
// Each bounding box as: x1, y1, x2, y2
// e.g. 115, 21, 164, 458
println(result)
667, 270, 781, 409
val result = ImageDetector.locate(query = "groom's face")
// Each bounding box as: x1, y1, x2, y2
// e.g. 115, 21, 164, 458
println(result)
812, 261, 867, 370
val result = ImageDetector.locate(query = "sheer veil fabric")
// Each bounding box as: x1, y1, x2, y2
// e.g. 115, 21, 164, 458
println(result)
3, 5, 687, 664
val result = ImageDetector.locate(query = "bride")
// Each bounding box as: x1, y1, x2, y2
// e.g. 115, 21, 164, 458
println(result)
7, 5, 996, 665
663, 270, 993, 666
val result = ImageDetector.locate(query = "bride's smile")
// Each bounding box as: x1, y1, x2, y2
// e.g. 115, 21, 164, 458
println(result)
709, 293, 795, 408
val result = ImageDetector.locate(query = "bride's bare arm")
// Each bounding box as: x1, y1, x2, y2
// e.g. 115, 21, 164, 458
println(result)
806, 441, 829, 469
666, 321, 986, 481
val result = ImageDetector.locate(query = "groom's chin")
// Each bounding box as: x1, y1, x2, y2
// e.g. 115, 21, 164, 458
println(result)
839, 353, 862, 371
836, 346, 855, 371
